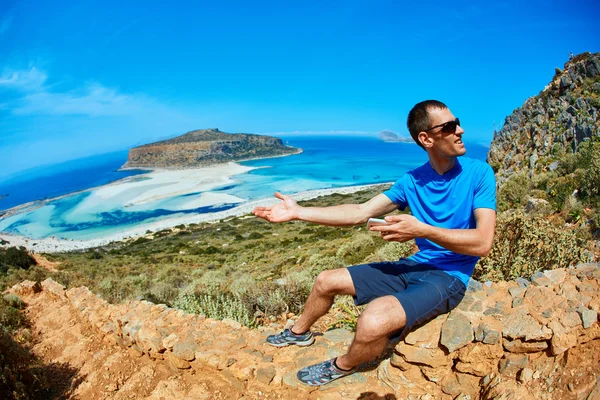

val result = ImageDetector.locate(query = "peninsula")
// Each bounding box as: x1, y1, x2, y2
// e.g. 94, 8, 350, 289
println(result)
121, 128, 300, 169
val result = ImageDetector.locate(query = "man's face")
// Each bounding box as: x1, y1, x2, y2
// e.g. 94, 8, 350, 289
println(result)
425, 107, 466, 157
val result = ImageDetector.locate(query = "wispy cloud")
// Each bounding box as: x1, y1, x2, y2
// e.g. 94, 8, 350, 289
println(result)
0, 67, 47, 91
0, 14, 12, 36
0, 66, 166, 117
13, 82, 147, 116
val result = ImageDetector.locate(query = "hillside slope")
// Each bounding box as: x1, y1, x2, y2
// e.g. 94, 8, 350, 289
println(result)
488, 52, 600, 183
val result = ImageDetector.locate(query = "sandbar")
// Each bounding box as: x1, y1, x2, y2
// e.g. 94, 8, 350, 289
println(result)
0, 181, 388, 254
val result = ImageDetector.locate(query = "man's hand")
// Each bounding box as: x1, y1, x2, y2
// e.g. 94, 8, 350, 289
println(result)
370, 214, 424, 243
252, 192, 300, 223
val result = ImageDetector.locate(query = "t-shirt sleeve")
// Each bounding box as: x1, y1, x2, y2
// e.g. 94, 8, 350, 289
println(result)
473, 163, 497, 211
383, 175, 409, 210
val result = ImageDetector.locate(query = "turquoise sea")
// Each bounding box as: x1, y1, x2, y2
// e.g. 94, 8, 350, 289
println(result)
0, 136, 490, 240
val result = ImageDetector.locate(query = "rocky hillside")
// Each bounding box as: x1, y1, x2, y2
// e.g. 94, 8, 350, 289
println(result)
122, 129, 300, 169
488, 52, 600, 184
6, 263, 600, 399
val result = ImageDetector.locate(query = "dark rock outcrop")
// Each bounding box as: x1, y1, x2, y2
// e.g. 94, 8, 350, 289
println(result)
488, 52, 600, 184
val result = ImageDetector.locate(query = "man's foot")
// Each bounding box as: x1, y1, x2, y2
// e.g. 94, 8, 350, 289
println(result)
266, 327, 315, 347
297, 358, 357, 386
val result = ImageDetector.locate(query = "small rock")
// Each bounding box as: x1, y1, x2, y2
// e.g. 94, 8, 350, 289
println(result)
502, 308, 552, 341
467, 279, 483, 293
173, 338, 198, 361
503, 338, 548, 353
508, 286, 527, 298
323, 328, 354, 344
441, 311, 474, 353
515, 277, 530, 288
166, 352, 191, 369
512, 297, 524, 307
531, 272, 552, 287
282, 370, 299, 388
395, 342, 451, 368
482, 327, 501, 345
576, 307, 598, 329
518, 367, 534, 383
498, 354, 528, 377
544, 269, 567, 284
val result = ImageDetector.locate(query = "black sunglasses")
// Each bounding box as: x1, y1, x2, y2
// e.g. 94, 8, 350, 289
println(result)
425, 118, 460, 134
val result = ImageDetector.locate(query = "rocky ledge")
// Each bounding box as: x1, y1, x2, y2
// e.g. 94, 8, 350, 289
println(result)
9, 263, 600, 399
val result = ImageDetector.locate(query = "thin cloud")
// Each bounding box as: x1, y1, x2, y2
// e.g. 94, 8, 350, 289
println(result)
0, 67, 47, 91
0, 66, 170, 117
0, 14, 12, 36
13, 82, 145, 116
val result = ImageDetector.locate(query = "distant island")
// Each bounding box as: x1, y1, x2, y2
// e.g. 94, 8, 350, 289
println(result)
121, 128, 301, 169
378, 130, 413, 143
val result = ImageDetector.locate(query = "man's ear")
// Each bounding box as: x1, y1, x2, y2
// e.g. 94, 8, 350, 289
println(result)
418, 132, 433, 148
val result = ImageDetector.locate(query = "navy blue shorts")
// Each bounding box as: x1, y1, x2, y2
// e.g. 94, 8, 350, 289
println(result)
347, 259, 466, 338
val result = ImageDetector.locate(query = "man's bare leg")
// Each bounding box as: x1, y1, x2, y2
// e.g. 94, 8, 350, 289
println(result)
335, 295, 406, 370
292, 268, 356, 334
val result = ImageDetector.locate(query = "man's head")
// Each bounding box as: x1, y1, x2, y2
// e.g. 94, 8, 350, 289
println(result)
407, 100, 466, 157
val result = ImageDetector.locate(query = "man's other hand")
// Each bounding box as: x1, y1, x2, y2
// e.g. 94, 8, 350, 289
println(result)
252, 192, 300, 223
370, 214, 424, 242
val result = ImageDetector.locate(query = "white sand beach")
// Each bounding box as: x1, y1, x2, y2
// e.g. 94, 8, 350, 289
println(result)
0, 162, 388, 253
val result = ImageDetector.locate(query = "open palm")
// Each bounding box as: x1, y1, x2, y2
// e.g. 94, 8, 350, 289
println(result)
252, 192, 299, 222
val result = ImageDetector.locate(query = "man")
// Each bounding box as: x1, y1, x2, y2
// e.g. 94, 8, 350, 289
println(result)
252, 100, 496, 386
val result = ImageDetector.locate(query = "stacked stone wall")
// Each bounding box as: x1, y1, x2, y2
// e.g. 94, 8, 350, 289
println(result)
381, 263, 600, 399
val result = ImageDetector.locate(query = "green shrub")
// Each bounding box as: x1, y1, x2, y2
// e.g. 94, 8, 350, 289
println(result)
175, 291, 255, 327
0, 296, 25, 334
307, 254, 345, 274
2, 294, 23, 310
143, 282, 179, 306
336, 234, 376, 264
365, 241, 415, 263
0, 247, 37, 271
328, 296, 364, 331
475, 210, 589, 281
497, 172, 531, 211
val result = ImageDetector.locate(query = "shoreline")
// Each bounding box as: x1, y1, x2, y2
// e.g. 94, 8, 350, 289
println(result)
0, 183, 389, 254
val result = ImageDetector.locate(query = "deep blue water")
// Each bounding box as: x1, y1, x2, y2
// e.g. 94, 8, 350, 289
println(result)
0, 150, 149, 211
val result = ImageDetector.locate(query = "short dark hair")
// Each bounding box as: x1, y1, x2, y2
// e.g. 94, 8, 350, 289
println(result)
407, 100, 448, 149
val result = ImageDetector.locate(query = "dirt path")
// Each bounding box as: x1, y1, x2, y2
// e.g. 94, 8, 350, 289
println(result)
14, 282, 394, 399
31, 254, 60, 272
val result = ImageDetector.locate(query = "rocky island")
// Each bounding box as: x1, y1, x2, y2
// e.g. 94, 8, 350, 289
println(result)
378, 130, 413, 143
121, 128, 300, 169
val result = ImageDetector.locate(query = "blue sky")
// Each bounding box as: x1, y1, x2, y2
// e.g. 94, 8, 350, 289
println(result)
1, 0, 599, 179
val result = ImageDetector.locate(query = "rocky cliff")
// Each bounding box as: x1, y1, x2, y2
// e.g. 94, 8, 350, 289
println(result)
8, 264, 600, 399
488, 52, 600, 184
122, 129, 300, 169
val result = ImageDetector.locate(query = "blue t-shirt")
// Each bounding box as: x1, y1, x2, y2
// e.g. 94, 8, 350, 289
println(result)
383, 157, 496, 285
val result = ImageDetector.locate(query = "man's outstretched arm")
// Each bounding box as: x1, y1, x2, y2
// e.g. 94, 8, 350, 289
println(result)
372, 208, 496, 257
252, 192, 398, 227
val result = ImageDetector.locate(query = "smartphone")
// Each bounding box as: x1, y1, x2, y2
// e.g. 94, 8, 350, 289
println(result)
367, 218, 391, 230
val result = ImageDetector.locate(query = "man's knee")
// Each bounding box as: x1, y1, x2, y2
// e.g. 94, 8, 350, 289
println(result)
355, 296, 406, 341
313, 268, 355, 296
